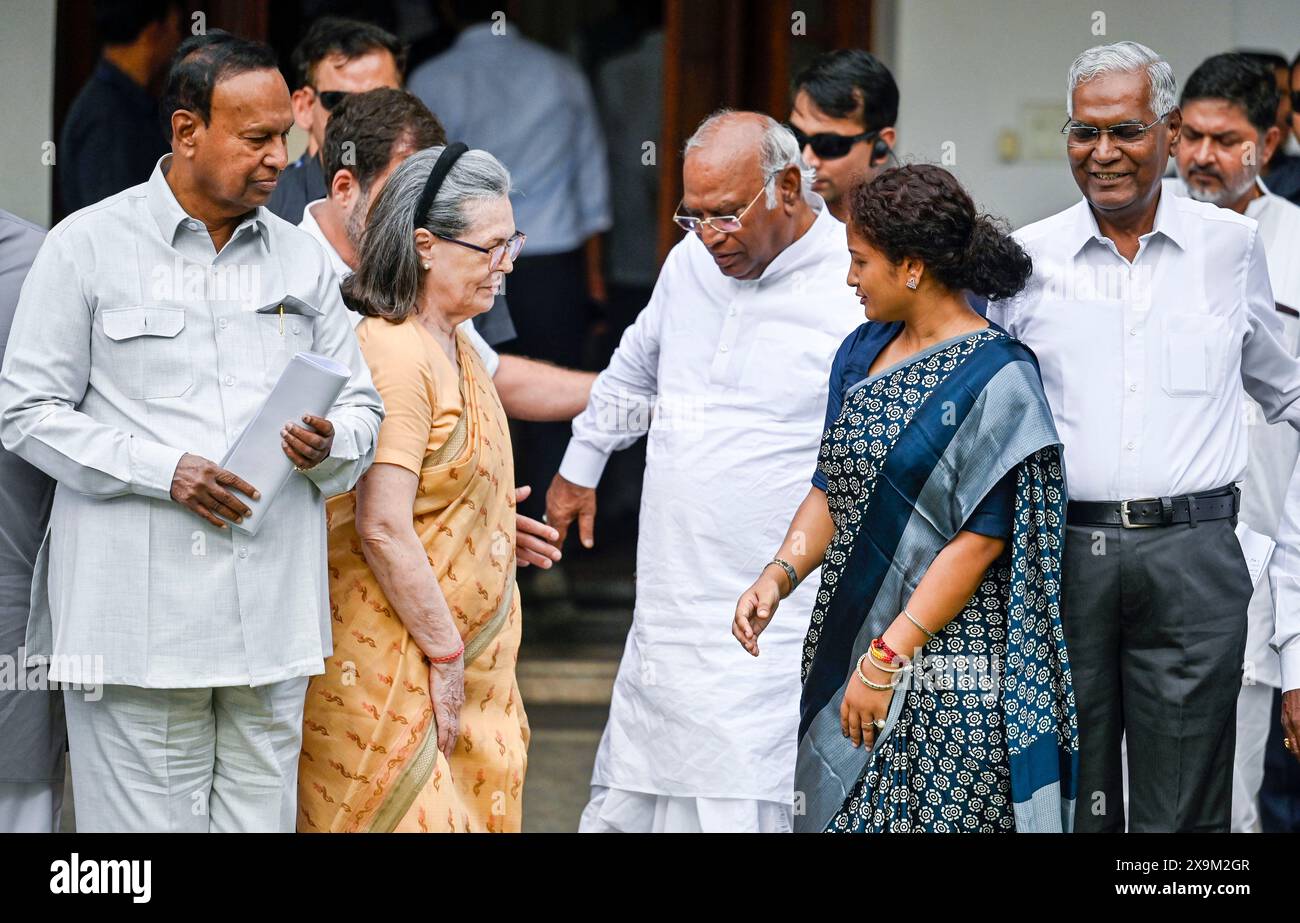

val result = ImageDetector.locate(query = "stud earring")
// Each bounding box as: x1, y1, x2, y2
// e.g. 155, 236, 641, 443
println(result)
422, 261, 430, 270
906, 277, 918, 290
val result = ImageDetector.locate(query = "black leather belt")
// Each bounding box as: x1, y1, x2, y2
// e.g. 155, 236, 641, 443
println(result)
1066, 485, 1239, 528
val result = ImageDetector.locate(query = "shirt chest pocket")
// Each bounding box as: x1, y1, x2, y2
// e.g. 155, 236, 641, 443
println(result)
1161, 313, 1230, 398
100, 306, 193, 399
255, 297, 321, 378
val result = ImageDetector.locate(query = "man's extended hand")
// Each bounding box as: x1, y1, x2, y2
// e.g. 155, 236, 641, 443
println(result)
514, 485, 562, 568
282, 413, 334, 471
170, 453, 260, 528
545, 472, 596, 548
1284, 689, 1300, 765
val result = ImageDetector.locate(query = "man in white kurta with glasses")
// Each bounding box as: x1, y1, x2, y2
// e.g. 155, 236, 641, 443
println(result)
546, 111, 862, 832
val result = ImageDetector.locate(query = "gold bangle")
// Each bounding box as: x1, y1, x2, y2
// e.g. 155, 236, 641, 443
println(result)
856, 653, 896, 690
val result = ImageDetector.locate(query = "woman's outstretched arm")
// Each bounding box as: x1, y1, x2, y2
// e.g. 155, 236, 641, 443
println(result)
732, 485, 836, 656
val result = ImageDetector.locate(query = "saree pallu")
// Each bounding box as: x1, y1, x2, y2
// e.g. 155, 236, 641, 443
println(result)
795, 328, 1078, 833
298, 339, 528, 833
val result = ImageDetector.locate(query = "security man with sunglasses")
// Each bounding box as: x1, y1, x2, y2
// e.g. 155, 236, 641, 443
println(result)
787, 49, 900, 224
269, 16, 406, 225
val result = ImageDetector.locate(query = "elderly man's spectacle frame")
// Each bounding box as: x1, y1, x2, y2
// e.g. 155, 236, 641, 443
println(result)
1061, 112, 1172, 146
433, 230, 527, 271
784, 122, 882, 160
673, 179, 774, 235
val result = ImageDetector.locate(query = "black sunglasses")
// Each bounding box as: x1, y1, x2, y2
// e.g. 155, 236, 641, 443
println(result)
785, 122, 880, 160
314, 89, 351, 112
1292, 90, 1300, 113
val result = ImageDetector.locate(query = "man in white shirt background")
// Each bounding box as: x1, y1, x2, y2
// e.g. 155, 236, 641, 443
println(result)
1166, 51, 1300, 832
545, 111, 863, 832
989, 41, 1300, 833
300, 86, 595, 568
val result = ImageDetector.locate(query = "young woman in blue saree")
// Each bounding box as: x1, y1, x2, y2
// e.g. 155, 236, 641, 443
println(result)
734, 165, 1078, 833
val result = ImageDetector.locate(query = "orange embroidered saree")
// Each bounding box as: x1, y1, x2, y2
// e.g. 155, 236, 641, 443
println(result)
298, 322, 528, 833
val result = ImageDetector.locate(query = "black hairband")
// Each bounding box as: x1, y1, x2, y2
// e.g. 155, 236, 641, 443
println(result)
414, 142, 469, 228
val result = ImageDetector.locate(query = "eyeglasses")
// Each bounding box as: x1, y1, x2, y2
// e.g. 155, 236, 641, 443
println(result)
785, 121, 881, 160
312, 88, 351, 112
673, 181, 769, 235
1061, 112, 1171, 146
433, 230, 526, 271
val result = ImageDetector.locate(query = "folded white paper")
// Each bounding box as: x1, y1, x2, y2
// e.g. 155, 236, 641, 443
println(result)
1235, 521, 1276, 587
219, 351, 351, 534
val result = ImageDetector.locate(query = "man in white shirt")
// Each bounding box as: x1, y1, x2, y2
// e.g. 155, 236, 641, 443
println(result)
0, 33, 384, 832
546, 111, 863, 832
1168, 51, 1300, 832
988, 41, 1300, 832
302, 87, 596, 567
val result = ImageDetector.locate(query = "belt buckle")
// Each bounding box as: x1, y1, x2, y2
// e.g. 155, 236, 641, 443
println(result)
1119, 498, 1156, 529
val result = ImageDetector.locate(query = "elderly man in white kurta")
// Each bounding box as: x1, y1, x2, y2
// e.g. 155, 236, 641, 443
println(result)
0, 34, 382, 832
546, 111, 862, 832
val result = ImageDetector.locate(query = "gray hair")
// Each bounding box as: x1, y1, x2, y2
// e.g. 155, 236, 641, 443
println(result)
341, 145, 512, 321
684, 109, 815, 207
1067, 41, 1177, 119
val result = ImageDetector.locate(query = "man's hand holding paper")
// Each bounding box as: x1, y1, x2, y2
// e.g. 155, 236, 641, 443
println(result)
281, 413, 335, 472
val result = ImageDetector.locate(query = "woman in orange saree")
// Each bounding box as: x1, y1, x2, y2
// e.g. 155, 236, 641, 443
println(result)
297, 144, 530, 833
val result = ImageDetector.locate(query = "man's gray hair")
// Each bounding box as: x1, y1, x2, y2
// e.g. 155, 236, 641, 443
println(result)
1067, 41, 1177, 119
684, 109, 815, 207
342, 146, 512, 321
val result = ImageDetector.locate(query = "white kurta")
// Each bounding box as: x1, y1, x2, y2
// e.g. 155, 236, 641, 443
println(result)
559, 200, 863, 807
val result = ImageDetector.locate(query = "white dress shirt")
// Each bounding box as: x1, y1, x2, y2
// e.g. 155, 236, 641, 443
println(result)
297, 198, 499, 376
988, 189, 1300, 691
0, 158, 384, 688
559, 199, 864, 802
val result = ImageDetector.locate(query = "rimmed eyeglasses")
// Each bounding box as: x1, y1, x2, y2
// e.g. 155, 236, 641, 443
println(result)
673, 178, 772, 235
433, 230, 527, 271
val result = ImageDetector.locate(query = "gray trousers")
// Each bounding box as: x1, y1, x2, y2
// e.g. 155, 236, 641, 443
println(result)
1062, 517, 1251, 832
63, 678, 308, 833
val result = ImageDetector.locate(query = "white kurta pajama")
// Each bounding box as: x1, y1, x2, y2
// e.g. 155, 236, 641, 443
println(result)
0, 157, 383, 831
560, 199, 863, 832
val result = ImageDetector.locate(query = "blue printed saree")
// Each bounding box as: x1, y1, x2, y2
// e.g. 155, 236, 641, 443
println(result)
795, 326, 1078, 833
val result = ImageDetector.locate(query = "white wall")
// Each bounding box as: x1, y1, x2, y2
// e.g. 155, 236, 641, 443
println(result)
886, 0, 1300, 228
0, 0, 57, 228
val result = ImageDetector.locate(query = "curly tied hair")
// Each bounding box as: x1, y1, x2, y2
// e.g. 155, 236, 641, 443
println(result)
848, 164, 1032, 301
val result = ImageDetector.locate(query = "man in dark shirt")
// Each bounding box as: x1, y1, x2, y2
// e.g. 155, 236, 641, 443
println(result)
57, 0, 181, 216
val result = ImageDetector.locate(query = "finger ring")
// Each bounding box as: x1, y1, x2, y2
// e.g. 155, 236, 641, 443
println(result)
872, 718, 885, 729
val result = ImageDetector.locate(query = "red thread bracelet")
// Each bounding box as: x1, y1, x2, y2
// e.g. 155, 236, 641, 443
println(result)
428, 643, 464, 664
